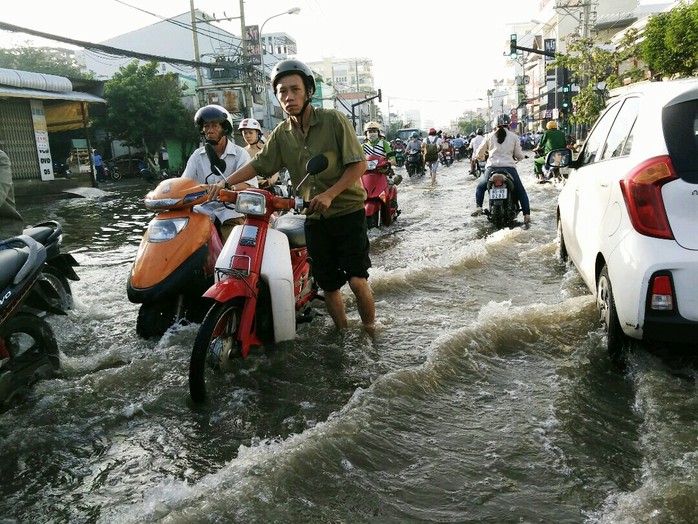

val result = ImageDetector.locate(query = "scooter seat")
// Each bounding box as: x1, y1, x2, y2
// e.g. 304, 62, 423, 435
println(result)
0, 246, 31, 290
273, 214, 306, 248
23, 222, 61, 259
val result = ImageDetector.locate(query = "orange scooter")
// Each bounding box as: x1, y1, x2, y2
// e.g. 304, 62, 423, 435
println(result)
127, 175, 223, 339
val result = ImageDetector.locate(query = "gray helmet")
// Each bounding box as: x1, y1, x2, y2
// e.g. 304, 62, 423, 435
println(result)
194, 104, 233, 135
496, 114, 511, 127
270, 59, 316, 94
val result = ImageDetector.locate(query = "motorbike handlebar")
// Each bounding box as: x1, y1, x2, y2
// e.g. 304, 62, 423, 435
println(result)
217, 188, 308, 212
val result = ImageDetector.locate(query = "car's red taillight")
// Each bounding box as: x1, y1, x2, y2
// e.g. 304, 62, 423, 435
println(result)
619, 156, 677, 239
649, 274, 674, 311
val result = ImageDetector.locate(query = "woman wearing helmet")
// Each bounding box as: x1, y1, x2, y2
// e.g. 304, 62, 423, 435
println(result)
472, 113, 531, 227
238, 118, 280, 189
362, 121, 392, 158
207, 59, 375, 333
181, 104, 258, 241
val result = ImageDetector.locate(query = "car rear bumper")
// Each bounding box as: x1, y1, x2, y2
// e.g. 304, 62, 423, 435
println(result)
609, 233, 698, 342
643, 313, 698, 344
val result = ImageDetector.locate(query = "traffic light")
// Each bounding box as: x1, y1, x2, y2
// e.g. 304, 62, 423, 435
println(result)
562, 84, 571, 93
562, 100, 570, 109
510, 34, 518, 57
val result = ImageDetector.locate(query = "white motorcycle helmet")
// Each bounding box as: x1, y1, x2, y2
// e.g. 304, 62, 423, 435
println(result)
238, 118, 262, 132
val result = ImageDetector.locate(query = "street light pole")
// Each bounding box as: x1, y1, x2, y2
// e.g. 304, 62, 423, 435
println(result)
258, 7, 301, 129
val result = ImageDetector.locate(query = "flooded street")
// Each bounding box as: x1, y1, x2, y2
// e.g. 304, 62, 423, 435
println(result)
4, 158, 698, 523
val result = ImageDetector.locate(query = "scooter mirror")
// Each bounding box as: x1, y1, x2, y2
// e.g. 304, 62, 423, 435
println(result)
306, 155, 328, 175
205, 142, 226, 176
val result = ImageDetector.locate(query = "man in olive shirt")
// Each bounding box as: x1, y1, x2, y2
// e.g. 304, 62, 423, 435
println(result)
0, 149, 24, 240
209, 59, 374, 333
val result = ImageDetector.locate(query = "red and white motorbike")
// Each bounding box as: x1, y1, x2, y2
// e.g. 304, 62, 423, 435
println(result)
361, 154, 401, 229
188, 155, 328, 403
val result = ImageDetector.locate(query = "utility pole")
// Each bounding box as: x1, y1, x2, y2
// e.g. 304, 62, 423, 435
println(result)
238, 0, 255, 118
189, 0, 204, 106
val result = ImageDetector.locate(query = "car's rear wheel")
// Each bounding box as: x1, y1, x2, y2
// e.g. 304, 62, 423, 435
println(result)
597, 266, 627, 364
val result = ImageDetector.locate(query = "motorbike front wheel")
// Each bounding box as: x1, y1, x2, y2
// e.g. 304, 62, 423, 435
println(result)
0, 312, 60, 406
189, 300, 243, 403
136, 301, 176, 339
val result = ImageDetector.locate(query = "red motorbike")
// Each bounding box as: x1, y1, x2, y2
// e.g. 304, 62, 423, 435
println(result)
188, 155, 328, 403
361, 154, 401, 229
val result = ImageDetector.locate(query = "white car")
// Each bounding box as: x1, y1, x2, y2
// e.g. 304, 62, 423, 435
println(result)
553, 78, 698, 361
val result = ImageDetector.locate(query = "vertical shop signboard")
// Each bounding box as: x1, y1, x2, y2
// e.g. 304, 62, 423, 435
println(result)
30, 100, 54, 180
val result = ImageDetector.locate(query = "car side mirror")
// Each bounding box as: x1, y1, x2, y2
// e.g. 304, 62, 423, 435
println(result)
546, 148, 571, 168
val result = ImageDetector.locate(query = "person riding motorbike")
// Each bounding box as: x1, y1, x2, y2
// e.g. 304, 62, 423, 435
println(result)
471, 114, 531, 228
362, 121, 402, 185
238, 118, 280, 189
207, 58, 375, 334
533, 120, 567, 178
181, 104, 257, 242
404, 132, 424, 175
468, 128, 485, 175
362, 121, 393, 159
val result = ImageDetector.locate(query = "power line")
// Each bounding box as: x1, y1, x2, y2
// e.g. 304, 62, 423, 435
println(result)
0, 20, 242, 71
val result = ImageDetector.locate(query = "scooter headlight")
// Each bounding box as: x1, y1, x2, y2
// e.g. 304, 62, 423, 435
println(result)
366, 160, 379, 171
147, 217, 189, 242
235, 191, 266, 216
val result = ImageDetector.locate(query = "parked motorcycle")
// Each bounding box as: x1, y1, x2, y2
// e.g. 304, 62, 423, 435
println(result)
104, 161, 122, 181
405, 148, 425, 178
127, 176, 223, 339
188, 155, 329, 403
361, 154, 401, 229
483, 169, 520, 229
0, 236, 62, 407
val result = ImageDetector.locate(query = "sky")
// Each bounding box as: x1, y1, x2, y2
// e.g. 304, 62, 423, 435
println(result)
0, 0, 643, 127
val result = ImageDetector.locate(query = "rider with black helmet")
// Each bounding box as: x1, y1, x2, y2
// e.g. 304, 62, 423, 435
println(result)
208, 59, 375, 334
181, 104, 257, 241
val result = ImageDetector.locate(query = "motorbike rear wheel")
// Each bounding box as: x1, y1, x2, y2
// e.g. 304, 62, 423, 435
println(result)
41, 265, 74, 311
109, 166, 122, 181
189, 300, 243, 403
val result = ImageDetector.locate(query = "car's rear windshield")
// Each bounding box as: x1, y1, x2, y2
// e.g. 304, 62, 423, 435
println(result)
663, 99, 698, 183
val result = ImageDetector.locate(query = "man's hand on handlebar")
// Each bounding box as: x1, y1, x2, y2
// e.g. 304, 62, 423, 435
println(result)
207, 180, 226, 201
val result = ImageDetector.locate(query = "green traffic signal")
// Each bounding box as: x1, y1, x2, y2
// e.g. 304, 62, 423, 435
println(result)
510, 34, 517, 57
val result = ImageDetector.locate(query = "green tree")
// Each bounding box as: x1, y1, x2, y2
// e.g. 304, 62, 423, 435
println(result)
384, 119, 407, 141
457, 115, 487, 135
551, 33, 644, 129
642, 0, 698, 78
0, 45, 93, 79
99, 61, 198, 167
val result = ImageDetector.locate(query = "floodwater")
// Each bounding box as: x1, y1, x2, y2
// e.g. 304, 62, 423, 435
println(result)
3, 157, 698, 523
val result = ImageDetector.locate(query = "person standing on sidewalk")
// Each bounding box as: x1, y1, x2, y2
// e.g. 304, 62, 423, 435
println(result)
0, 149, 24, 240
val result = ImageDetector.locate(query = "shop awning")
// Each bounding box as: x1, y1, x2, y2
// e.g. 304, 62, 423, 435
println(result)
0, 85, 105, 103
